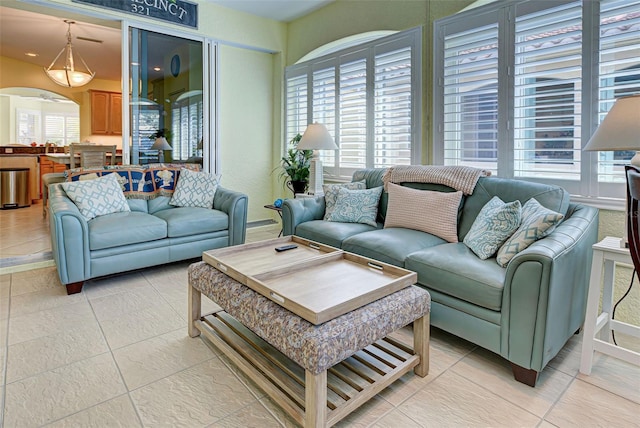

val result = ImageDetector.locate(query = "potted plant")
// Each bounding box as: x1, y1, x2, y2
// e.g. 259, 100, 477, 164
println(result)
278, 133, 313, 195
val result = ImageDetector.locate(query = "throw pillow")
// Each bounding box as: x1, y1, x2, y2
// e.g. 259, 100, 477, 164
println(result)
326, 186, 383, 227
496, 198, 564, 267
170, 168, 219, 208
60, 173, 130, 221
323, 180, 367, 220
384, 183, 463, 243
463, 196, 522, 259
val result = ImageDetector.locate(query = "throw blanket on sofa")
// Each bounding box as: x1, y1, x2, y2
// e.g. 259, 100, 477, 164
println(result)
65, 163, 200, 199
382, 165, 491, 195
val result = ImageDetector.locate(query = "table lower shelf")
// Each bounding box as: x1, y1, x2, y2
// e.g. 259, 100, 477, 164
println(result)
193, 311, 420, 427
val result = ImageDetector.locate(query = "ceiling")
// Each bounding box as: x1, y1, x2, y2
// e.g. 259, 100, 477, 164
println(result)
0, 1, 333, 85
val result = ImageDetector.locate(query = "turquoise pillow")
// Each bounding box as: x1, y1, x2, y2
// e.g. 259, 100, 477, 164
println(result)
496, 198, 564, 267
60, 173, 130, 221
323, 180, 366, 220
326, 186, 383, 227
463, 196, 521, 260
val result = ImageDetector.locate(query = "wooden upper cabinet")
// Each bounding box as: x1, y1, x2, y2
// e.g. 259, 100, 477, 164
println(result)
91, 90, 122, 135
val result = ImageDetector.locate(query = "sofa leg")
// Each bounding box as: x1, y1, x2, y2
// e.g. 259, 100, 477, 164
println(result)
510, 363, 539, 387
66, 282, 84, 295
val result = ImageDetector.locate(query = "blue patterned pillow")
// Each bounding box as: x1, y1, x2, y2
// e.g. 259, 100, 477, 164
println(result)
463, 196, 522, 260
170, 168, 219, 208
496, 198, 564, 267
60, 173, 130, 221
326, 186, 383, 227
323, 180, 366, 220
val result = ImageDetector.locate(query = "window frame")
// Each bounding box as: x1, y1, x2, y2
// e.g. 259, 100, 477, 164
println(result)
433, 0, 640, 206
285, 27, 422, 180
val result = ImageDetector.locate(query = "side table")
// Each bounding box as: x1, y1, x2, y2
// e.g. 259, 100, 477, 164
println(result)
264, 204, 283, 237
579, 236, 640, 375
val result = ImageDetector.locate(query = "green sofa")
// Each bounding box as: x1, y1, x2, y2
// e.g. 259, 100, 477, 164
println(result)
282, 168, 599, 386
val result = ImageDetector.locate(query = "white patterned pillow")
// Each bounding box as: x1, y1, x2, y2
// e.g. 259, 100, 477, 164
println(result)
464, 196, 522, 260
326, 186, 383, 227
323, 180, 366, 220
61, 173, 130, 221
170, 169, 219, 208
496, 198, 564, 267
384, 183, 463, 243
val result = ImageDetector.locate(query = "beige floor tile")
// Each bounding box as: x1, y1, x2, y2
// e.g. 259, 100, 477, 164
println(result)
130, 357, 257, 426
0, 273, 10, 299
258, 397, 301, 428
113, 327, 215, 390
545, 379, 640, 427
451, 347, 574, 417
98, 301, 184, 350
82, 271, 151, 300
7, 300, 97, 346
217, 353, 268, 400
372, 408, 423, 427
142, 261, 191, 288
537, 422, 558, 428
5, 323, 109, 383
9, 266, 60, 296
546, 333, 582, 377
44, 394, 142, 428
333, 394, 395, 427
208, 400, 283, 428
8, 283, 86, 318
0, 294, 8, 321
577, 354, 640, 404
3, 353, 127, 427
89, 285, 168, 322
396, 370, 541, 427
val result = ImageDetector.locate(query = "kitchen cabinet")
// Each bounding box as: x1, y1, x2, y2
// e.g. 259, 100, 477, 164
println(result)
91, 90, 122, 135
39, 155, 66, 198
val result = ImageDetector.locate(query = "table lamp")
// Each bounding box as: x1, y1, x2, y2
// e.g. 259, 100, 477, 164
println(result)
296, 123, 338, 195
151, 136, 172, 163
584, 94, 640, 247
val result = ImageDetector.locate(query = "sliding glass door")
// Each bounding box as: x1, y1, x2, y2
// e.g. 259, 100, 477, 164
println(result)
128, 27, 210, 167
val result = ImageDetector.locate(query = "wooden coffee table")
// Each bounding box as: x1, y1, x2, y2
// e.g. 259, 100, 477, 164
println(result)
189, 236, 431, 427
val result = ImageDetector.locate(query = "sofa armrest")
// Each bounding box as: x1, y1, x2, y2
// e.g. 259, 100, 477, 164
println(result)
501, 203, 599, 371
282, 197, 325, 236
213, 186, 248, 246
48, 184, 91, 285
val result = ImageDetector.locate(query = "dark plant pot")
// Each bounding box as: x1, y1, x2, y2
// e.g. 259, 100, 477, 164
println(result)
286, 180, 308, 195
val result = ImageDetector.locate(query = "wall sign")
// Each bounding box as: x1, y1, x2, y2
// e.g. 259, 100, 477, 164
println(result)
72, 0, 198, 29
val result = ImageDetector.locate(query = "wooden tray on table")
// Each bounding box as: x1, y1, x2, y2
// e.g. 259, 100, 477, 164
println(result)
202, 236, 340, 285
247, 252, 417, 324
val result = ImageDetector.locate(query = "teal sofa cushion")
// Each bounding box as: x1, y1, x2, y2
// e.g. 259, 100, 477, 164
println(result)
89, 212, 167, 250
342, 228, 446, 267
295, 220, 377, 249
154, 207, 229, 238
406, 243, 506, 311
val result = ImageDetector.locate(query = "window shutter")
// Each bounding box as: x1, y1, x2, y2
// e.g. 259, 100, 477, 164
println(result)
374, 46, 412, 167
339, 58, 367, 169
44, 114, 65, 145
442, 23, 499, 174
313, 67, 336, 167
286, 74, 308, 143
597, 0, 640, 184
513, 1, 582, 182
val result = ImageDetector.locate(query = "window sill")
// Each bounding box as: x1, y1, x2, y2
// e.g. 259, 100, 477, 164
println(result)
570, 196, 624, 212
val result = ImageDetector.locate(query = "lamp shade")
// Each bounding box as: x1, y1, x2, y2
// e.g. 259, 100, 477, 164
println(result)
297, 123, 338, 150
584, 94, 640, 152
151, 137, 171, 151
44, 20, 95, 88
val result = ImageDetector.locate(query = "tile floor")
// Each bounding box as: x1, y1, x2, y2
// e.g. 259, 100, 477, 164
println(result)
0, 203, 53, 270
0, 207, 639, 427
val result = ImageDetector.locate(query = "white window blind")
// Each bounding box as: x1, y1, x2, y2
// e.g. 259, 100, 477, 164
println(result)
514, 1, 582, 181
172, 99, 203, 161
339, 58, 367, 169
374, 46, 413, 168
44, 113, 79, 146
597, 0, 640, 185
434, 0, 640, 201
16, 109, 40, 145
442, 23, 499, 174
285, 27, 421, 179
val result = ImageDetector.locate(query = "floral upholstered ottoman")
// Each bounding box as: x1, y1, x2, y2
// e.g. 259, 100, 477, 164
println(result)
188, 261, 431, 427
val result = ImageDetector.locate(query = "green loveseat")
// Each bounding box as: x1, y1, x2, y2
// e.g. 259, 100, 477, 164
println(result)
282, 168, 599, 386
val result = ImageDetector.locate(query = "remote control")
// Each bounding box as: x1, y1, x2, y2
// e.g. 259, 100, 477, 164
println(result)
275, 244, 298, 252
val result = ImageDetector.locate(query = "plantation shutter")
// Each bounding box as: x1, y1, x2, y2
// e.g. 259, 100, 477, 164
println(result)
313, 66, 336, 167
44, 114, 78, 146
286, 74, 308, 143
339, 57, 367, 170
442, 22, 499, 175
374, 45, 412, 168
513, 1, 583, 184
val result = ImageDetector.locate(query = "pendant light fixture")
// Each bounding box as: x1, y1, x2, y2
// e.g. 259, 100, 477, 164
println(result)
44, 20, 95, 88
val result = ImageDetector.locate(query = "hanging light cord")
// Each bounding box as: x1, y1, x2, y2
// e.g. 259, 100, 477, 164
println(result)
611, 268, 636, 346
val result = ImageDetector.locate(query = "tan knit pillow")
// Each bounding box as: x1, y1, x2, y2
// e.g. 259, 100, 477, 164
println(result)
384, 183, 462, 243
